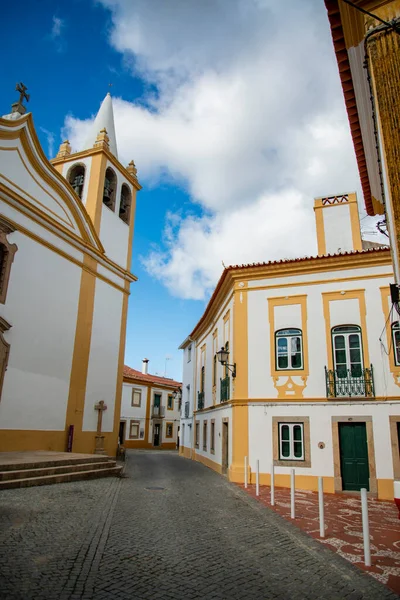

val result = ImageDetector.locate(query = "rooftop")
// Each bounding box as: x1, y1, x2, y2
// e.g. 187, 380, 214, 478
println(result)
123, 365, 181, 388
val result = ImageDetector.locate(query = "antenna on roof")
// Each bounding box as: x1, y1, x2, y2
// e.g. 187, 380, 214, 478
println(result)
222, 260, 226, 269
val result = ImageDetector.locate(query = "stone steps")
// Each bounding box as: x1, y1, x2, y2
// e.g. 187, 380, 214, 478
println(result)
0, 456, 122, 489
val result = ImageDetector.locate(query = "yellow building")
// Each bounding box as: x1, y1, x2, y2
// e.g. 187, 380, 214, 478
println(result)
0, 90, 140, 456
325, 0, 400, 279
120, 361, 181, 450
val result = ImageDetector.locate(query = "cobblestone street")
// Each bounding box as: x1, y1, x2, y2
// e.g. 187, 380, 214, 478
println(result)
0, 451, 398, 600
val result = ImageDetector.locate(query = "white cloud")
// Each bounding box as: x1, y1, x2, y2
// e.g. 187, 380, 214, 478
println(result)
39, 127, 55, 158
64, 0, 376, 300
51, 16, 64, 39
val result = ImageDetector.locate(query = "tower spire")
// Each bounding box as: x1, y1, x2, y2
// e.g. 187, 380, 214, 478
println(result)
83, 93, 118, 158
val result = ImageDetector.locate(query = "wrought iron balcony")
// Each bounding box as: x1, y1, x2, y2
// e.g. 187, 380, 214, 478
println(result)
325, 365, 375, 398
220, 376, 230, 402
197, 391, 204, 410
151, 405, 165, 418
184, 401, 190, 418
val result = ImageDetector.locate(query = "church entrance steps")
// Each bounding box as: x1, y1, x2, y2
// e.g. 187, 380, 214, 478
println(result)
0, 451, 122, 489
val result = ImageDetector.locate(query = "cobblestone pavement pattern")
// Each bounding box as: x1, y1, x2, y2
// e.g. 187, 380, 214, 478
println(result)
0, 451, 398, 600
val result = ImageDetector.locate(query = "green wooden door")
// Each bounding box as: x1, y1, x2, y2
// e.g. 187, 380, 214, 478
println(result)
339, 423, 369, 491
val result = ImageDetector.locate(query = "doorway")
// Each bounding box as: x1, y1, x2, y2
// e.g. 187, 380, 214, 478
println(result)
222, 421, 229, 474
153, 423, 161, 447
119, 421, 126, 445
339, 422, 369, 491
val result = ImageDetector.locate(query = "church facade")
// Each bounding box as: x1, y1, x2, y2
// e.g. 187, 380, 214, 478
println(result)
179, 193, 400, 500
0, 90, 140, 456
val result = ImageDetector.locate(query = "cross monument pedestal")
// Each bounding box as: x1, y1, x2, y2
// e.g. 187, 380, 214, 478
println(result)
94, 400, 108, 455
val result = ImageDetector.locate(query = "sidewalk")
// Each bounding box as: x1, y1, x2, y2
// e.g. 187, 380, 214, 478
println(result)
240, 483, 400, 595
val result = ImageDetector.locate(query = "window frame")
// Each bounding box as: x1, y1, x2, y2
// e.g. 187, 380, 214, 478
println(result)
203, 420, 208, 451
275, 328, 303, 371
331, 324, 363, 377
392, 322, 400, 366
210, 419, 215, 454
119, 183, 132, 224
129, 420, 140, 439
278, 422, 304, 461
167, 394, 174, 410
0, 218, 18, 305
166, 422, 173, 438
131, 388, 142, 407
195, 421, 200, 448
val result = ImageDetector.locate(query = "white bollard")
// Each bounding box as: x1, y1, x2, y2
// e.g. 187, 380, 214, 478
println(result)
290, 468, 295, 519
256, 459, 260, 496
361, 488, 371, 567
271, 463, 275, 506
244, 456, 248, 489
318, 477, 325, 538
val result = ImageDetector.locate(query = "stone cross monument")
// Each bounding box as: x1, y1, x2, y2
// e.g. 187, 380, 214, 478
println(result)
94, 400, 108, 455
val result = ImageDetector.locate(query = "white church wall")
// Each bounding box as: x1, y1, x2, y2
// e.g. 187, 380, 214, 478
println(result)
82, 279, 123, 433
99, 204, 130, 268
0, 234, 81, 430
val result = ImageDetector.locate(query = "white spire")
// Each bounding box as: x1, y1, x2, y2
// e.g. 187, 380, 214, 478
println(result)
84, 93, 118, 158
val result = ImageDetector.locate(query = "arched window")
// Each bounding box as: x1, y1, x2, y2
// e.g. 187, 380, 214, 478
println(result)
275, 329, 303, 370
392, 322, 400, 366
103, 167, 117, 211
67, 164, 85, 199
119, 184, 132, 224
331, 325, 363, 378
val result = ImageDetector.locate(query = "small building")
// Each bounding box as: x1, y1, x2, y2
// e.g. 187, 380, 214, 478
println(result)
179, 193, 400, 500
120, 360, 181, 450
0, 89, 140, 456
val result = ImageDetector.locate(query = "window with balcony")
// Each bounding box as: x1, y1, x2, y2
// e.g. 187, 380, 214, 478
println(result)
275, 329, 303, 370
325, 325, 374, 398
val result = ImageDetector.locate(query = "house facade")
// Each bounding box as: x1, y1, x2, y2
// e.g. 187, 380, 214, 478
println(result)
120, 361, 181, 450
179, 193, 400, 500
0, 91, 140, 456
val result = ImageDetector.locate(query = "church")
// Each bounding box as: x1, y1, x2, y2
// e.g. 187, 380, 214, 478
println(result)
0, 85, 140, 456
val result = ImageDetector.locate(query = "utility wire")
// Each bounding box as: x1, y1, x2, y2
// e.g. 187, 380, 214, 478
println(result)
342, 0, 400, 34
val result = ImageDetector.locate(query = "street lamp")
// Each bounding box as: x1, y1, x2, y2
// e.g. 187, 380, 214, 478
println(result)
216, 347, 236, 378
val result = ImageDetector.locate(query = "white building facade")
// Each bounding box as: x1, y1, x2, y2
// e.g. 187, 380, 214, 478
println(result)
120, 361, 181, 450
179, 193, 400, 500
0, 92, 140, 456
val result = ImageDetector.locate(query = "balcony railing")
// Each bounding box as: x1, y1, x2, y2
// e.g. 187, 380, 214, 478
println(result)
325, 365, 375, 398
220, 376, 230, 402
184, 401, 190, 418
151, 405, 165, 418
197, 391, 204, 410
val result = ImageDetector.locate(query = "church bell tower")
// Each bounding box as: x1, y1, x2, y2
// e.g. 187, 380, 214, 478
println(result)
51, 93, 141, 271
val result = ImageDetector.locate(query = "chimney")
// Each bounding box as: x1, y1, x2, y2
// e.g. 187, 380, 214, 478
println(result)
142, 358, 149, 375
314, 192, 362, 256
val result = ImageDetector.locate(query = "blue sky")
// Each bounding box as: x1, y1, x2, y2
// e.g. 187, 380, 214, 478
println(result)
1, 0, 380, 381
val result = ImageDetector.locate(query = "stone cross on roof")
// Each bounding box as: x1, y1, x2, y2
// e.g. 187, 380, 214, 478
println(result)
11, 82, 29, 116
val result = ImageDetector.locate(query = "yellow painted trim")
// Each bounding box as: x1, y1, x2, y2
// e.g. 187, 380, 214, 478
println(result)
179, 445, 192, 459
233, 281, 248, 399
377, 478, 394, 500
248, 473, 336, 494
322, 289, 370, 371
348, 192, 363, 251
0, 429, 119, 456
228, 403, 249, 482
65, 256, 97, 453
194, 451, 223, 474
313, 200, 326, 255
112, 285, 130, 454
248, 270, 393, 293
85, 152, 108, 234
165, 422, 174, 438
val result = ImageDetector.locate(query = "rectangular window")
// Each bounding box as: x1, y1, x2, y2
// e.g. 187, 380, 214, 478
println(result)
167, 395, 173, 410
154, 393, 161, 407
276, 329, 303, 370
131, 388, 141, 407
211, 420, 215, 453
279, 423, 304, 460
203, 421, 208, 451
166, 422, 173, 438
129, 420, 140, 439
188, 345, 192, 362
195, 422, 199, 448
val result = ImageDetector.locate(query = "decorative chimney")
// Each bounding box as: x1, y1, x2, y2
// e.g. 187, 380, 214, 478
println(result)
314, 192, 362, 256
142, 358, 149, 375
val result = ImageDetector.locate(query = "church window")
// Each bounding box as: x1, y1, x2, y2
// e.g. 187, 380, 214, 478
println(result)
67, 164, 86, 199
392, 322, 400, 366
119, 184, 132, 224
103, 167, 117, 211
0, 218, 18, 305
275, 329, 303, 370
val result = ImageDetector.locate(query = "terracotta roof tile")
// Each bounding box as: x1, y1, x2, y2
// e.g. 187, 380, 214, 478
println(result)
123, 365, 181, 388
